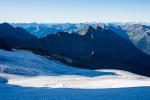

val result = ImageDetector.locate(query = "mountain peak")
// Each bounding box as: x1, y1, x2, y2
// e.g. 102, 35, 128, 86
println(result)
0, 23, 14, 30
1, 22, 11, 26
80, 25, 96, 35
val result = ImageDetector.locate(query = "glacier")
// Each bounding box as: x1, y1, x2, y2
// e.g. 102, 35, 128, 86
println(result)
0, 49, 150, 100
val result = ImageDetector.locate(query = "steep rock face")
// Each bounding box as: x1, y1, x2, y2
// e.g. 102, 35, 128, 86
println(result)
121, 24, 150, 55
104, 24, 129, 40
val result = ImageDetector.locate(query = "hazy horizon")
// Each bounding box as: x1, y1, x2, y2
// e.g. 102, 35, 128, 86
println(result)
1, 22, 150, 24
0, 0, 150, 23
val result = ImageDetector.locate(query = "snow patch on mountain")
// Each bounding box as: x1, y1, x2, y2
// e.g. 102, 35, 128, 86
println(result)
0, 49, 114, 77
0, 49, 150, 100
0, 49, 149, 89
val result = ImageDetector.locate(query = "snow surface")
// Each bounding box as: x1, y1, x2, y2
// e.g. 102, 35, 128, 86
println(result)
0, 49, 150, 100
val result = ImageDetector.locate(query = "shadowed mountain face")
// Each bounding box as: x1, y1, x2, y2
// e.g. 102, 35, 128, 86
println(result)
0, 39, 12, 50
121, 24, 150, 55
0, 23, 150, 76
103, 24, 129, 40
0, 23, 39, 49
40, 26, 150, 76
104, 24, 150, 55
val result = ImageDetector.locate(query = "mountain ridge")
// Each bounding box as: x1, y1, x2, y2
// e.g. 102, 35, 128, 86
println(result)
0, 23, 150, 77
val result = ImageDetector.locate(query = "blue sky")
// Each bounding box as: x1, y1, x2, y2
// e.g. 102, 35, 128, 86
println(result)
0, 0, 150, 23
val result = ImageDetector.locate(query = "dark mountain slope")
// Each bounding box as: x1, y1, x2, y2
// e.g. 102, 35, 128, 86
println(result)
0, 39, 12, 50
121, 24, 150, 55
0, 23, 39, 49
40, 26, 150, 76
0, 23, 150, 76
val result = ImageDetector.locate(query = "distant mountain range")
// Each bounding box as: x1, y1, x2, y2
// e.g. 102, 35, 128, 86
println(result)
0, 23, 150, 77
11, 23, 88, 37
12, 23, 150, 55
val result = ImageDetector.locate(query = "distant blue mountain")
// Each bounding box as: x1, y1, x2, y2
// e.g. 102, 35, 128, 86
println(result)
11, 23, 88, 37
